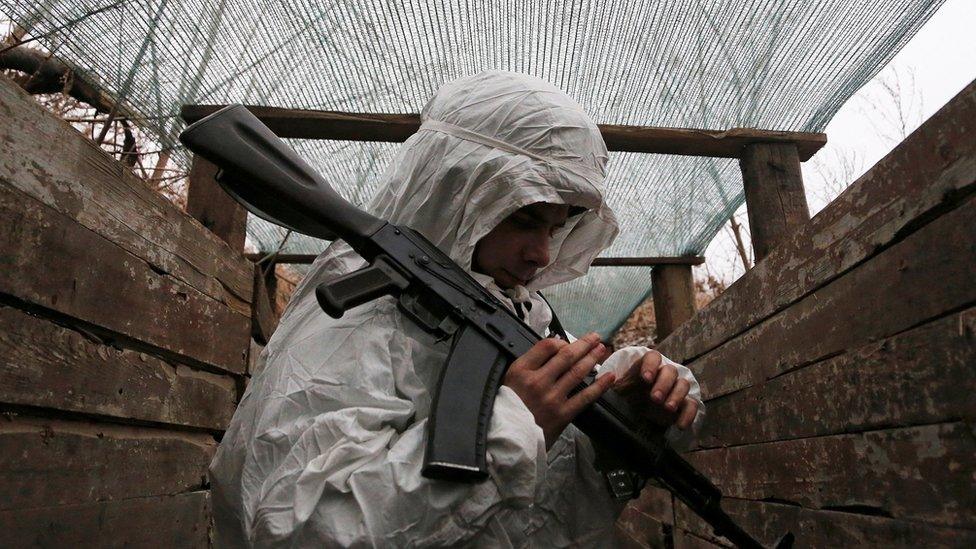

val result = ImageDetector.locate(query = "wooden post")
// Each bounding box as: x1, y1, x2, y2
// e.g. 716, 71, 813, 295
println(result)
739, 143, 811, 261
186, 155, 247, 251
652, 264, 696, 341
251, 262, 280, 345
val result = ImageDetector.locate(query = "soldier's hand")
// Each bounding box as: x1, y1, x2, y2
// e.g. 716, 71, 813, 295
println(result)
503, 333, 614, 449
614, 350, 698, 430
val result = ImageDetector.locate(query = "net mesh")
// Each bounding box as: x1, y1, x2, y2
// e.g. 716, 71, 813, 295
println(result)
1, 0, 944, 337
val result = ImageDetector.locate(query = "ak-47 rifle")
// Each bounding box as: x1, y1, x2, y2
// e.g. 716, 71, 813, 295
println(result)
180, 105, 792, 549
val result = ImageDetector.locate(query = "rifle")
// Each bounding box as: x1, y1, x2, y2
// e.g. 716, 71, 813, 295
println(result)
180, 105, 792, 549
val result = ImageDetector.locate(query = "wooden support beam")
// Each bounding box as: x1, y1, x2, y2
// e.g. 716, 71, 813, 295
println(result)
651, 264, 696, 341
180, 105, 827, 161
245, 253, 705, 266
739, 143, 811, 261
251, 263, 280, 345
186, 155, 247, 251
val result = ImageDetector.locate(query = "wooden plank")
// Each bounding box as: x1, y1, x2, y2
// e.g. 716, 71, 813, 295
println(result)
0, 74, 251, 314
675, 497, 976, 548
187, 155, 248, 251
180, 104, 827, 161
0, 305, 237, 431
616, 506, 672, 548
688, 193, 976, 400
739, 143, 810, 261
0, 184, 249, 374
251, 263, 279, 345
1, 491, 211, 548
673, 528, 726, 548
683, 422, 976, 529
660, 79, 976, 364
632, 484, 675, 525
652, 264, 696, 340
695, 307, 976, 449
0, 416, 215, 510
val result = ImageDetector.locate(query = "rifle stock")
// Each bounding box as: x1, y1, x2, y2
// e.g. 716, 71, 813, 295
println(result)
180, 104, 384, 247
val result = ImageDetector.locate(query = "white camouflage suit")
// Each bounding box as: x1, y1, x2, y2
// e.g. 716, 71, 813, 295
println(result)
210, 71, 704, 548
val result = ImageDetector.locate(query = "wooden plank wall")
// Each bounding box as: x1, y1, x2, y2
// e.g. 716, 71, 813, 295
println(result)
615, 80, 976, 547
0, 74, 253, 547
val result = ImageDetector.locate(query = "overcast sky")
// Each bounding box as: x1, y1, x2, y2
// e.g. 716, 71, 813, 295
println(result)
700, 0, 976, 285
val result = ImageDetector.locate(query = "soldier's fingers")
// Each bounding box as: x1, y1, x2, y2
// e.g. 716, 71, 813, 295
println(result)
650, 364, 678, 404
664, 378, 690, 412
539, 333, 601, 381
675, 398, 698, 430
565, 372, 616, 418
512, 337, 567, 371
640, 350, 663, 383
554, 341, 608, 395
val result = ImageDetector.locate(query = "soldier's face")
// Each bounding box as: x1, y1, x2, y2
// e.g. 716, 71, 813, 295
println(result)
472, 202, 570, 289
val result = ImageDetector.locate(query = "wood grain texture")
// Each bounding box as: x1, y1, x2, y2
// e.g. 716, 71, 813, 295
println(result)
739, 143, 810, 261
684, 422, 976, 529
632, 484, 675, 525
617, 506, 672, 548
652, 264, 696, 340
0, 416, 215, 511
675, 497, 976, 548
0, 75, 252, 314
0, 183, 249, 374
180, 104, 827, 160
660, 80, 976, 364
688, 193, 976, 400
0, 305, 237, 430
187, 155, 247, 251
1, 491, 211, 548
695, 307, 976, 449
251, 264, 279, 345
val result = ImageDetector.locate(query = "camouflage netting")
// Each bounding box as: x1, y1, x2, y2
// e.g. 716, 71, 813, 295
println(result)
1, 0, 945, 336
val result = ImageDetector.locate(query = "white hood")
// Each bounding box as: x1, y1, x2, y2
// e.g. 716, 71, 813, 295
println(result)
298, 70, 618, 300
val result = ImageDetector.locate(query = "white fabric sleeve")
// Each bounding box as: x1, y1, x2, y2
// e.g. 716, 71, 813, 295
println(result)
596, 346, 706, 450
219, 302, 549, 547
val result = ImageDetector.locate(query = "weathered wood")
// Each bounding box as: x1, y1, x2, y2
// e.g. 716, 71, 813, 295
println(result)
0, 184, 249, 374
739, 143, 810, 261
660, 79, 976, 364
689, 193, 976, 400
248, 337, 267, 377
613, 525, 655, 549
683, 422, 976, 529
180, 104, 827, 160
675, 497, 976, 548
251, 263, 280, 345
187, 154, 248, 251
0, 74, 251, 314
616, 506, 672, 548
1, 491, 211, 548
0, 416, 215, 510
673, 528, 726, 548
244, 252, 706, 266
652, 264, 696, 340
0, 305, 237, 431
632, 484, 675, 525
695, 307, 976, 449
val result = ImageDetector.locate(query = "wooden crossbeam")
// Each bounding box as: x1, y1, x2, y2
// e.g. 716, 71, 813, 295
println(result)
245, 253, 704, 267
180, 104, 826, 161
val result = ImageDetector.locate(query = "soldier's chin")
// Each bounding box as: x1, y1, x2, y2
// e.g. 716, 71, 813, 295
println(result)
503, 270, 531, 287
